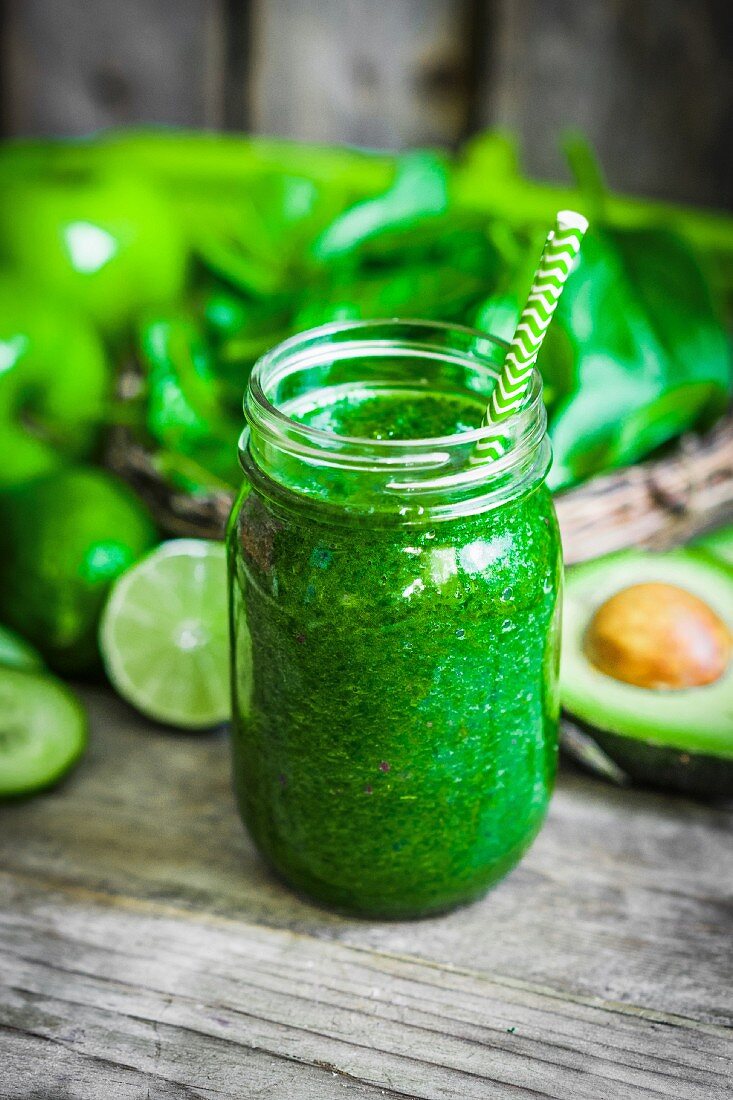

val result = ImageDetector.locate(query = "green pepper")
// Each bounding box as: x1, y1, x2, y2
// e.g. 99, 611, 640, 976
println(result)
0, 165, 188, 336
0, 275, 109, 489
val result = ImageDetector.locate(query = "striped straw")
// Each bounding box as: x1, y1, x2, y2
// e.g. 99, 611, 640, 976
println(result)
471, 210, 588, 464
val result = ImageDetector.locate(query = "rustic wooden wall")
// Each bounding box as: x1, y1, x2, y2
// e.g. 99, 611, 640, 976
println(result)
476, 0, 733, 207
1, 0, 227, 134
1, 0, 730, 207
248, 0, 475, 149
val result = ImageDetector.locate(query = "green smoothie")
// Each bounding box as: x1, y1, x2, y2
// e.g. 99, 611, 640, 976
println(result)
229, 326, 561, 917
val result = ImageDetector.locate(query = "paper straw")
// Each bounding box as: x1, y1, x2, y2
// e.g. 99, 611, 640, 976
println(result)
471, 210, 588, 464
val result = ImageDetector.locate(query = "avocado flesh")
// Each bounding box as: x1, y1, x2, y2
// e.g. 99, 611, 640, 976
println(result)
694, 524, 733, 568
561, 549, 733, 796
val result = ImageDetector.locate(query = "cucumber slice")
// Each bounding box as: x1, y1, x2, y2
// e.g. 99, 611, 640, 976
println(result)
0, 668, 87, 796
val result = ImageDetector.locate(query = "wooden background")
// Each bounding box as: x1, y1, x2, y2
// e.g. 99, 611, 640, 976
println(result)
1, 0, 731, 208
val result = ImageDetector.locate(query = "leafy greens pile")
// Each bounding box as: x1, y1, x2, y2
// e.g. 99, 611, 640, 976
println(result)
0, 128, 730, 494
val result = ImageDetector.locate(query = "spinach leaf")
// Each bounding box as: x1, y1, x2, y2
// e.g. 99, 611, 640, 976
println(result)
547, 228, 731, 489
311, 152, 450, 262
139, 316, 241, 487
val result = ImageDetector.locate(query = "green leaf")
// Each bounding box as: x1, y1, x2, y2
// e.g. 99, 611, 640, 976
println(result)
548, 228, 732, 489
562, 131, 608, 222
296, 224, 499, 330
195, 172, 353, 297
311, 152, 450, 262
138, 316, 241, 485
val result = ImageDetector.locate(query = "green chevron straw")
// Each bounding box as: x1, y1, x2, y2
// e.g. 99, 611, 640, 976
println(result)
471, 210, 588, 464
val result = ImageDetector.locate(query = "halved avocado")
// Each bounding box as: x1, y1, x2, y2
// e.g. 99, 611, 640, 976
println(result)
561, 549, 733, 797
694, 524, 733, 568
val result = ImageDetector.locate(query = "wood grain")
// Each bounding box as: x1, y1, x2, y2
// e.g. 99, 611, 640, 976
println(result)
2, 874, 731, 1100
2, 0, 729, 209
1, 0, 226, 135
476, 0, 732, 206
247, 0, 474, 148
0, 688, 732, 1097
555, 416, 733, 563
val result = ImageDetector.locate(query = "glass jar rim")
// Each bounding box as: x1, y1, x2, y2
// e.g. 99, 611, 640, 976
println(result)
241, 319, 551, 520
246, 318, 543, 442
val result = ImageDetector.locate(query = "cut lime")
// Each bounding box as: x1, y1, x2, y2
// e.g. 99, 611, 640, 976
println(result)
0, 625, 44, 672
99, 539, 230, 729
0, 668, 87, 797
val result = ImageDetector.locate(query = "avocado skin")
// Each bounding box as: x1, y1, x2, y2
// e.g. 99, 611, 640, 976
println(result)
562, 548, 733, 799
574, 719, 733, 800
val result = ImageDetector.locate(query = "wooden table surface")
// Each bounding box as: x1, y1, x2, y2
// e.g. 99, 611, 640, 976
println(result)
1, 688, 731, 1100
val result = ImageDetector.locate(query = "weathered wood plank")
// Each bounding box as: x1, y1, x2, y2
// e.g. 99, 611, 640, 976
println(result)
248, 0, 474, 148
0, 688, 731, 1031
1, 875, 731, 1100
0, 1023, 397, 1100
476, 0, 732, 206
1, 0, 226, 136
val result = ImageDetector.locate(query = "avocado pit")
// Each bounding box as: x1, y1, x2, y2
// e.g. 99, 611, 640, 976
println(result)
583, 582, 731, 690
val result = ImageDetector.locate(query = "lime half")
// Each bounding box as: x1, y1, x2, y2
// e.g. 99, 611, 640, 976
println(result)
100, 539, 230, 729
0, 668, 87, 796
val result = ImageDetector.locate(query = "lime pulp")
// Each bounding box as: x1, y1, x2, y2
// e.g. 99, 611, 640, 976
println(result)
99, 539, 230, 729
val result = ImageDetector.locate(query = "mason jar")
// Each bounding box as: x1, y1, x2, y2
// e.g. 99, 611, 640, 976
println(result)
228, 320, 561, 918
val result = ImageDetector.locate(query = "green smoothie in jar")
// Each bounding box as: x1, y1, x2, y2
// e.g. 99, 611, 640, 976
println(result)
228, 320, 561, 918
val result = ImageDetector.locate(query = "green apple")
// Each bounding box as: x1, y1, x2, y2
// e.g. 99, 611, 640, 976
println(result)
0, 467, 158, 676
0, 275, 109, 488
0, 167, 188, 335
